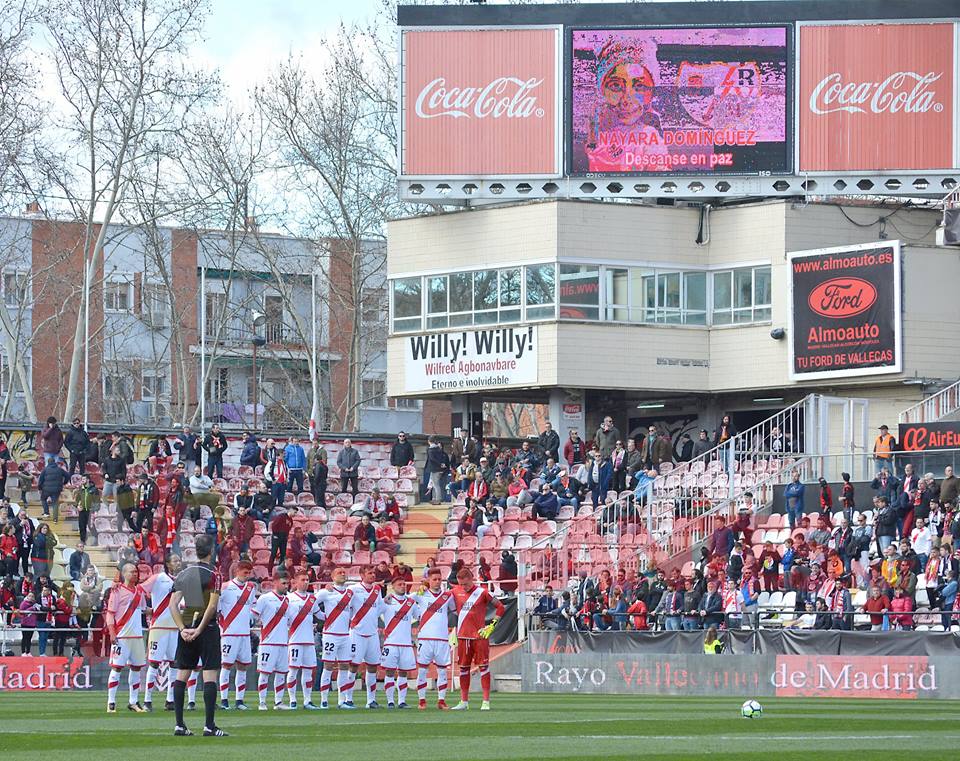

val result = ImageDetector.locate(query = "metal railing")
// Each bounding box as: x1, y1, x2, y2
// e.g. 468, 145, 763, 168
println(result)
900, 378, 960, 425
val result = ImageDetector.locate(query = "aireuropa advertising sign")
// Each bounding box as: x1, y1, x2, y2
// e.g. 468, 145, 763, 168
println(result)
789, 241, 902, 381
403, 326, 538, 393
400, 27, 561, 177
898, 421, 960, 452
570, 27, 790, 175
799, 22, 957, 172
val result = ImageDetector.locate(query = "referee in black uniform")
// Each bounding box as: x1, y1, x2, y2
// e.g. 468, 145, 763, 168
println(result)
169, 533, 227, 737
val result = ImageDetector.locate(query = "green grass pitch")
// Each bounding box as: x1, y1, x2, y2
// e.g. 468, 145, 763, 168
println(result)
1, 692, 958, 760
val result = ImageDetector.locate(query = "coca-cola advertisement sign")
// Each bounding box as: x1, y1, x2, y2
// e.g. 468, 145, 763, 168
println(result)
570, 27, 790, 175
799, 23, 955, 171
401, 28, 560, 177
789, 241, 902, 381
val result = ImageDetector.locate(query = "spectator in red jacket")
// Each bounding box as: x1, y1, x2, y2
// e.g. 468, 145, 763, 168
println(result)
354, 515, 376, 553
627, 592, 649, 630
268, 505, 296, 573
758, 541, 782, 592
229, 505, 255, 555
818, 478, 834, 515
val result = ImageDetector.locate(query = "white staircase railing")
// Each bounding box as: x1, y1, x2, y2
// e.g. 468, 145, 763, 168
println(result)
900, 378, 960, 425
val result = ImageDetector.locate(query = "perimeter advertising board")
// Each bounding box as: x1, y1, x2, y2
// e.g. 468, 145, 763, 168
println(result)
799, 23, 956, 171
403, 326, 538, 393
789, 241, 901, 381
570, 27, 790, 175
400, 27, 561, 177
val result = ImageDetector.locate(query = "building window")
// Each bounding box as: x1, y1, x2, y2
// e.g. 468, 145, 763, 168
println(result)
499, 268, 521, 323
104, 279, 133, 312
0, 354, 8, 396
209, 366, 229, 404
103, 364, 133, 399
362, 378, 387, 408
142, 284, 169, 328
395, 397, 422, 410
361, 288, 386, 326
525, 263, 556, 321
2, 271, 29, 307
142, 368, 168, 401
391, 277, 422, 332
204, 292, 226, 338
558, 264, 600, 320
712, 266, 772, 325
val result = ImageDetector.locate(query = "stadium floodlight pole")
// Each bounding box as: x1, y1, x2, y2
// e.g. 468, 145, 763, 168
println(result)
82, 257, 90, 428
200, 266, 206, 436
309, 269, 319, 441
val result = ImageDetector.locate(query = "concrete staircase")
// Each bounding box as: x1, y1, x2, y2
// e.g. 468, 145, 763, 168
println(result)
396, 502, 449, 570
18, 490, 115, 583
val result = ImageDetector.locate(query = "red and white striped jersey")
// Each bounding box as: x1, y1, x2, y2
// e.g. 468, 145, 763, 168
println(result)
452, 584, 505, 639
143, 572, 176, 631
316, 585, 353, 637
381, 593, 417, 647
252, 591, 290, 647
347, 583, 384, 637
107, 583, 147, 639
414, 588, 456, 641
286, 591, 322, 645
218, 579, 257, 636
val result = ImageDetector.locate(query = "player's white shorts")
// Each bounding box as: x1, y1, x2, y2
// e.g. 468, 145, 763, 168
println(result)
147, 629, 178, 664
257, 644, 288, 674
380, 644, 416, 671
416, 638, 451, 668
320, 634, 352, 664
350, 632, 381, 666
110, 637, 147, 669
220, 635, 252, 665
287, 642, 318, 669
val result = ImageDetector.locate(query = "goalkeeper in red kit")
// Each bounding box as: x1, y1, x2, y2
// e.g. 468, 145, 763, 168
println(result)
449, 567, 505, 711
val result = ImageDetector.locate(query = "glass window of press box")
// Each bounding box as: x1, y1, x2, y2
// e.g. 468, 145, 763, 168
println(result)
390, 264, 771, 332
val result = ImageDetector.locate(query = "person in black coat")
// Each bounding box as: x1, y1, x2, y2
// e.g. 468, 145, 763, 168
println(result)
37, 462, 68, 521
173, 426, 201, 471
538, 422, 561, 463
202, 424, 228, 479
389, 432, 415, 468
64, 418, 91, 476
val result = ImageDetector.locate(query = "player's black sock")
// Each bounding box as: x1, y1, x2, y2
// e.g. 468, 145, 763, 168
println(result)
173, 680, 186, 727
203, 681, 217, 729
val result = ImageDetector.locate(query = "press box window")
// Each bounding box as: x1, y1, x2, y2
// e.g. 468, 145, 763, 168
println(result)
392, 277, 422, 332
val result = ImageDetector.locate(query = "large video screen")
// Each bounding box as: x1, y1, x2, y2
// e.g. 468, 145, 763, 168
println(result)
571, 27, 790, 175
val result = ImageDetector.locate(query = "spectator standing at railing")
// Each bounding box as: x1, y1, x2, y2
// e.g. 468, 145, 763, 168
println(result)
708, 515, 734, 558
758, 541, 781, 592
817, 478, 833, 516
39, 417, 65, 466
174, 426, 201, 473
938, 570, 958, 629
389, 432, 414, 469
839, 472, 855, 521
337, 438, 362, 500
594, 416, 620, 460
64, 417, 90, 476
202, 423, 228, 480
538, 421, 560, 464
889, 586, 914, 629
30, 523, 58, 577
939, 466, 959, 505
862, 586, 891, 631
239, 431, 261, 468
871, 466, 900, 506
609, 441, 627, 493
874, 496, 898, 554
1, 526, 17, 577
655, 579, 683, 631
264, 452, 289, 508
586, 449, 612, 509
676, 433, 693, 463
783, 470, 805, 529
690, 429, 710, 460
563, 428, 587, 470
873, 424, 896, 471
283, 436, 306, 495
911, 518, 933, 571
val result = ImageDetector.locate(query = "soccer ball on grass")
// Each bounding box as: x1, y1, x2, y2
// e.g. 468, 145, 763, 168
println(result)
740, 699, 763, 719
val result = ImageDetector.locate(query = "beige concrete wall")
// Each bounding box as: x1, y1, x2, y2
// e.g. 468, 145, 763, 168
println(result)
388, 202, 559, 276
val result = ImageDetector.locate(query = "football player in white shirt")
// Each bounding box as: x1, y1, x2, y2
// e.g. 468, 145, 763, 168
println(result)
286, 568, 324, 709
217, 560, 257, 710
142, 553, 182, 711
380, 575, 418, 709
415, 566, 457, 710
315, 566, 354, 709
105, 562, 148, 712
347, 565, 386, 709
251, 570, 291, 711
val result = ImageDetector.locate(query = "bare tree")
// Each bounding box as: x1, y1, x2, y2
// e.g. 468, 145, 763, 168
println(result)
43, 0, 216, 422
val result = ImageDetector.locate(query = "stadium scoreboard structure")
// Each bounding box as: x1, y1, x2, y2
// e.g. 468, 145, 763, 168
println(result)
397, 0, 960, 201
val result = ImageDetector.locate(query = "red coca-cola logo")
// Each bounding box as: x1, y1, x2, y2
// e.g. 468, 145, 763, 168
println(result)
808, 277, 877, 318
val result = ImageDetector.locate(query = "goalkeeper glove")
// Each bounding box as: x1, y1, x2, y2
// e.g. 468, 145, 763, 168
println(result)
479, 618, 498, 639
448, 630, 458, 648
